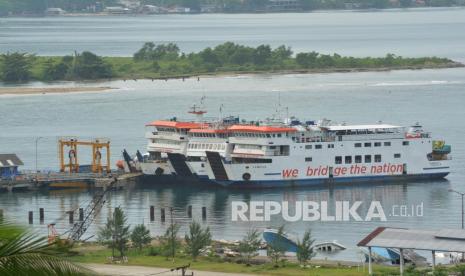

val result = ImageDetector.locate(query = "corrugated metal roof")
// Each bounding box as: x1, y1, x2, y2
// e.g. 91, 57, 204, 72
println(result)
435, 229, 465, 240
0, 154, 24, 167
358, 227, 465, 252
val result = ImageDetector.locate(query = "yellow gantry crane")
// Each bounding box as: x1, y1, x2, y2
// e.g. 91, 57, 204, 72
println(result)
58, 137, 111, 173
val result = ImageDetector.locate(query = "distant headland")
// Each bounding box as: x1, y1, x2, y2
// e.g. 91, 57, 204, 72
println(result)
0, 42, 462, 83
1, 0, 465, 17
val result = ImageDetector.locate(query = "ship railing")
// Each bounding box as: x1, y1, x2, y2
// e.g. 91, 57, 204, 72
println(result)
294, 136, 335, 143
340, 133, 403, 141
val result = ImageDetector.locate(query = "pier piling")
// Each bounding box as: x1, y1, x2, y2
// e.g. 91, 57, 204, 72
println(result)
39, 208, 44, 224
28, 211, 33, 224
150, 206, 155, 221
68, 211, 74, 224
202, 207, 207, 220
79, 208, 84, 221
161, 208, 165, 222
187, 205, 192, 218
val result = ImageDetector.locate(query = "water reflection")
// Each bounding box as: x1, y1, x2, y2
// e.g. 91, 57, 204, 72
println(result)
0, 178, 456, 261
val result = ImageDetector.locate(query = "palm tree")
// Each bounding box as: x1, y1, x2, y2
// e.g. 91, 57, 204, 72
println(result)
0, 220, 90, 276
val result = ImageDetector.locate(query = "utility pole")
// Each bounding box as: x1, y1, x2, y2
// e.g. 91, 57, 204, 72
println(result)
35, 137, 43, 174
170, 207, 175, 261
448, 188, 465, 261
449, 189, 465, 229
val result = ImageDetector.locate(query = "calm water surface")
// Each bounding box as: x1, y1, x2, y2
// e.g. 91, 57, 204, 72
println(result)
0, 8, 465, 61
1, 9, 465, 262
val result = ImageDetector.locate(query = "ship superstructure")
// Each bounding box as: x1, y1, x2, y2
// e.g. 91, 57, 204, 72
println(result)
202, 120, 451, 188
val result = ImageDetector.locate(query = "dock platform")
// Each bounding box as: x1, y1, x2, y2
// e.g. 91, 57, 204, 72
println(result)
0, 171, 142, 192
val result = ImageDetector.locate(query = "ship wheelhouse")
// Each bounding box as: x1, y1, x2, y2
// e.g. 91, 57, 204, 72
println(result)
144, 120, 206, 160
186, 128, 230, 161
227, 125, 297, 163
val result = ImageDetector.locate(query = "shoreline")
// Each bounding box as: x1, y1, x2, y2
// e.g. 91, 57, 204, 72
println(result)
0, 86, 114, 96
193, 62, 464, 79
0, 62, 463, 95
1, 6, 464, 18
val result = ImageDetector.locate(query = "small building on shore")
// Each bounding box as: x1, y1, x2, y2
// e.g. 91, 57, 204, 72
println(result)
0, 154, 24, 180
105, 6, 131, 15
266, 0, 301, 11
45, 8, 66, 16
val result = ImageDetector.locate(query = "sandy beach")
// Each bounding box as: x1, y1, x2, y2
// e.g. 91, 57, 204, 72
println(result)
0, 86, 114, 96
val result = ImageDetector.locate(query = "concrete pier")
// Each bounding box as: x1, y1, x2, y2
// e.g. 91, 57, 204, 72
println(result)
0, 172, 142, 193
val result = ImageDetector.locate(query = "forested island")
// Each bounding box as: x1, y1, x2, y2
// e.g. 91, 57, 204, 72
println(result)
1, 0, 464, 16
0, 42, 462, 83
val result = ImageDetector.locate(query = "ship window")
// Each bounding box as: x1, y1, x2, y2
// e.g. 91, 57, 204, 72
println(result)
403, 141, 410, 146
365, 155, 372, 163
272, 134, 276, 137
335, 156, 342, 164
269, 146, 276, 149
384, 142, 391, 146
305, 145, 312, 150
375, 154, 382, 162
394, 153, 401, 158
328, 144, 334, 148
305, 157, 312, 162
266, 134, 271, 138
364, 142, 372, 147
306, 138, 311, 143
345, 156, 352, 164
315, 144, 322, 149
355, 155, 362, 163
354, 143, 362, 148
277, 133, 282, 137
374, 142, 381, 147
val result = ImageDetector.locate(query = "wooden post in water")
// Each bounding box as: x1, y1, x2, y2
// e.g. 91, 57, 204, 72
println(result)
79, 208, 84, 221
28, 211, 33, 224
161, 208, 165, 222
150, 206, 155, 221
202, 207, 207, 220
0, 209, 3, 221
39, 208, 44, 224
187, 205, 192, 218
68, 211, 74, 224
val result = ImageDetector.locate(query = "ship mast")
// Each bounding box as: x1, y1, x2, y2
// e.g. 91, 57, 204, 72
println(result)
188, 95, 207, 122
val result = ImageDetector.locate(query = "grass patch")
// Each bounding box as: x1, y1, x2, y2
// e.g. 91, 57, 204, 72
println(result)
68, 243, 400, 276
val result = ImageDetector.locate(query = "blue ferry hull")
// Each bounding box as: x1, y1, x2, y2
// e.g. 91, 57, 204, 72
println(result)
208, 172, 449, 189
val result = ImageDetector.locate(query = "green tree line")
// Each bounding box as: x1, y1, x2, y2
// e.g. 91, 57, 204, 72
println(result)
0, 42, 457, 83
1, 0, 464, 15
0, 0, 118, 15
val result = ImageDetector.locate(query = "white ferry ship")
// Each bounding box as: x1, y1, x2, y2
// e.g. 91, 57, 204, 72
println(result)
140, 114, 451, 188
139, 103, 237, 183
202, 120, 451, 188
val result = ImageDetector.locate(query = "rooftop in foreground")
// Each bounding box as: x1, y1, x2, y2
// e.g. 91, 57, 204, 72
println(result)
358, 227, 465, 252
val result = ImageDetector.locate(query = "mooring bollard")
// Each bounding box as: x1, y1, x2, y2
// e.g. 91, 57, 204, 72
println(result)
187, 205, 192, 218
150, 206, 155, 221
39, 208, 44, 224
202, 207, 207, 220
161, 208, 165, 222
28, 211, 33, 224
68, 211, 74, 224
79, 208, 84, 221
